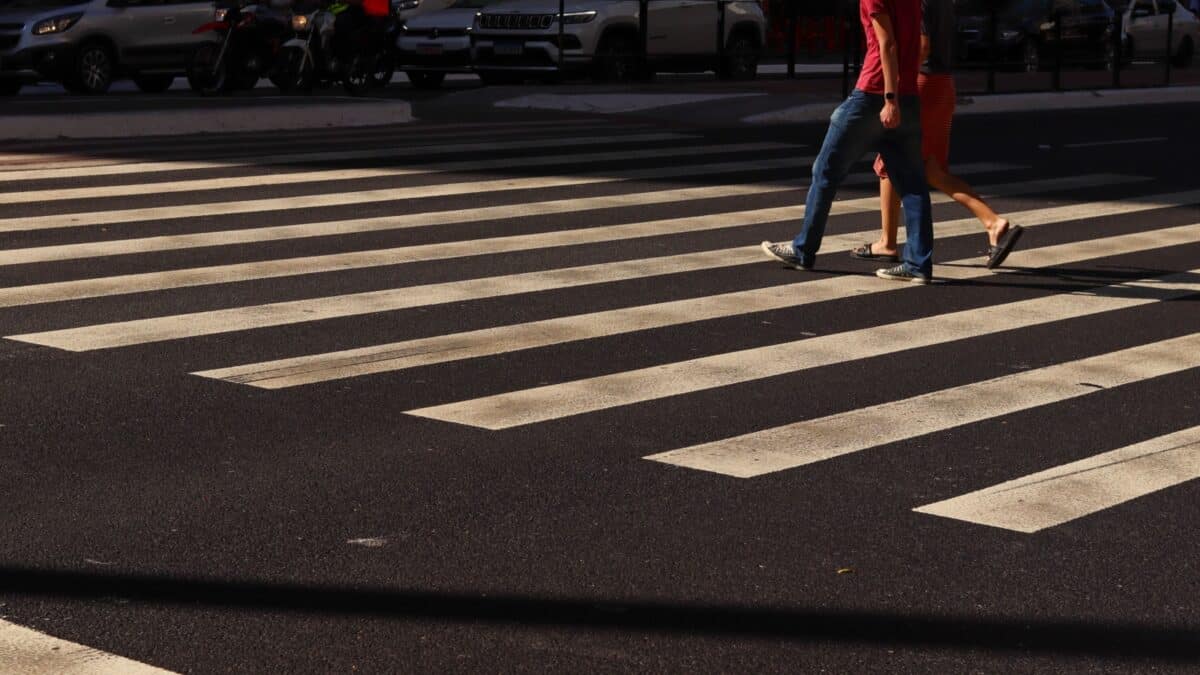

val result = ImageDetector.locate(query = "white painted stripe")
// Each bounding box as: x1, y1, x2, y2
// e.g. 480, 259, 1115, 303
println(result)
7, 248, 764, 351
646, 332, 1200, 478
192, 174, 1149, 388
0, 141, 782, 206
914, 425, 1200, 533
10, 186, 1190, 351
0, 162, 1030, 267
1063, 136, 1168, 149
0, 120, 624, 172
0, 155, 813, 233
0, 183, 795, 267
406, 261, 1200, 429
0, 618, 174, 674
0, 168, 1099, 266
0, 172, 1137, 306
4, 133, 691, 183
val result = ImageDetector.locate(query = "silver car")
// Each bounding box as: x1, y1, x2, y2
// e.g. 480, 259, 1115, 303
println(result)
0, 0, 215, 96
470, 0, 765, 82
397, 0, 503, 88
1122, 0, 1197, 66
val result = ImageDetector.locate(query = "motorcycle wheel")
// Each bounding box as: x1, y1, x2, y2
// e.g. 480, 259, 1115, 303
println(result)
275, 47, 313, 93
370, 51, 395, 89
343, 53, 372, 96
187, 42, 229, 95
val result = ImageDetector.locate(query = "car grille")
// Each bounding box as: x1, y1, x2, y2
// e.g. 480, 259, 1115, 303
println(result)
405, 27, 469, 37
478, 13, 554, 30
0, 34, 20, 50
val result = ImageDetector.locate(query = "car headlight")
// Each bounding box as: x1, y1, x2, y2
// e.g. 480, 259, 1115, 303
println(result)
32, 13, 82, 35
292, 14, 309, 31
214, 7, 229, 21
557, 10, 596, 24
999, 29, 1021, 41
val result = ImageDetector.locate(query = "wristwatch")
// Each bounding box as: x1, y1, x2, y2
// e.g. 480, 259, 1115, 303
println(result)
884, 92, 896, 101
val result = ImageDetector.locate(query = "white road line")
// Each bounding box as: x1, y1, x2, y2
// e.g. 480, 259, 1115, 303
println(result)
3, 133, 692, 183
0, 120, 626, 172
192, 174, 1147, 388
0, 155, 814, 234
914, 425, 1200, 533
8, 248, 765, 351
406, 258, 1200, 429
0, 169, 1108, 307
0, 618, 174, 674
0, 183, 794, 267
0, 162, 1028, 268
1063, 137, 1168, 149
9, 186, 1190, 352
645, 332, 1200, 478
0, 141, 783, 206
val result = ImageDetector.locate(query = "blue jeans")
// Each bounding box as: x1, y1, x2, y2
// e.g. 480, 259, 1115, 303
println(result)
792, 89, 934, 277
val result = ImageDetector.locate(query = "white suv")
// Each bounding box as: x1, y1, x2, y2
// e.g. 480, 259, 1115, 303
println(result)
470, 0, 765, 82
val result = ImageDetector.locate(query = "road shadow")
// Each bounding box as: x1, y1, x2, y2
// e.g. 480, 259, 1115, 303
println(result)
1, 565, 1198, 661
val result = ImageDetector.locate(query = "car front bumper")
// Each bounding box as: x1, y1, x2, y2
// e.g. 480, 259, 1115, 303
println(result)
396, 34, 472, 71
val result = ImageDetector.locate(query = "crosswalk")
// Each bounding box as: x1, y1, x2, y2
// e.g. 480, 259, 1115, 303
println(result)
4, 120, 1199, 538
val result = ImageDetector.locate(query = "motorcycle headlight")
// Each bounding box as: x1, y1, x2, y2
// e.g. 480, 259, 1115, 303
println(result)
557, 10, 596, 24
292, 14, 310, 31
214, 7, 229, 21
999, 29, 1021, 41
32, 12, 82, 35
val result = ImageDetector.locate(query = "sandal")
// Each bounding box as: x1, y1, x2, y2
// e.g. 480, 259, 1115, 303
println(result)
851, 242, 899, 262
986, 225, 1025, 269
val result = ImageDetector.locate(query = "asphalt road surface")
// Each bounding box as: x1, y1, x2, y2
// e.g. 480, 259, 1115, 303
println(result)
0, 101, 1198, 673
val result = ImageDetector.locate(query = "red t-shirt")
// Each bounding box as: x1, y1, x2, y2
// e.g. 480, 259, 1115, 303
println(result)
855, 0, 920, 96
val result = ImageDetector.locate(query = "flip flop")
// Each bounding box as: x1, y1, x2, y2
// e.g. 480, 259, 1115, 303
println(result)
851, 242, 899, 262
986, 225, 1025, 269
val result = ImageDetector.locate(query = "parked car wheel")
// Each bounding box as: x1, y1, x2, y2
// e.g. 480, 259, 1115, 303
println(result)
69, 42, 115, 95
0, 79, 20, 96
407, 71, 445, 89
595, 33, 638, 82
719, 33, 759, 80
187, 43, 230, 95
133, 73, 175, 93
1021, 39, 1041, 73
1174, 37, 1194, 68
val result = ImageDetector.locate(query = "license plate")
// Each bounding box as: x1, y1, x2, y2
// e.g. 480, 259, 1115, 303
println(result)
416, 43, 443, 55
494, 41, 523, 56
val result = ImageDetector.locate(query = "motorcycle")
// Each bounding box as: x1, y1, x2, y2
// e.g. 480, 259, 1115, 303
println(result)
188, 0, 293, 94
275, 0, 396, 96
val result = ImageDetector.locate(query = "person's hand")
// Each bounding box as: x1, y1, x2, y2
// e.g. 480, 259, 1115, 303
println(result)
880, 101, 900, 129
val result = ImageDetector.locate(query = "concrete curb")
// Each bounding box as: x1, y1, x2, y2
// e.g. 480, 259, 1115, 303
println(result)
742, 85, 1200, 124
0, 100, 415, 140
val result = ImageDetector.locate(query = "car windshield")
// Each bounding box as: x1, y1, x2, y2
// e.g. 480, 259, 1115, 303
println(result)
0, 0, 85, 7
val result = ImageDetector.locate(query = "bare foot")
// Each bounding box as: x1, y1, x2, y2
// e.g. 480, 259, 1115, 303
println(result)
986, 219, 1010, 247
852, 241, 899, 258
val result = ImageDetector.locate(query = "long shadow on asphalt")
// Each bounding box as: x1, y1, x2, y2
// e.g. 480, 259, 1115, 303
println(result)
2, 565, 1197, 661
